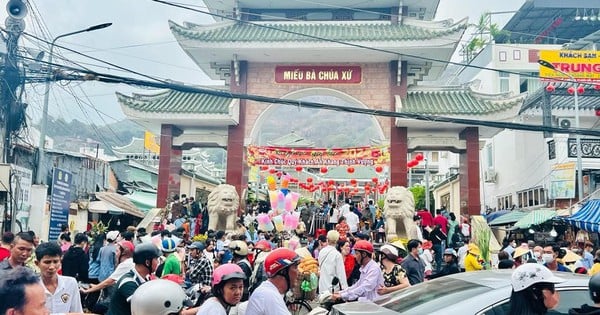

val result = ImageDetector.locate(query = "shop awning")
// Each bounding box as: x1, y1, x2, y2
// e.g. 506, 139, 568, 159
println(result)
91, 192, 145, 218
563, 199, 600, 233
486, 210, 511, 223
126, 190, 157, 213
488, 211, 528, 226
512, 209, 557, 230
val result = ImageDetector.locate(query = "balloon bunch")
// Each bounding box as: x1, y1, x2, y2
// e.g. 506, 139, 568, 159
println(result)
259, 174, 301, 232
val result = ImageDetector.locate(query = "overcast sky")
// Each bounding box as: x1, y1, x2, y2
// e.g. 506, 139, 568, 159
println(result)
2, 0, 525, 127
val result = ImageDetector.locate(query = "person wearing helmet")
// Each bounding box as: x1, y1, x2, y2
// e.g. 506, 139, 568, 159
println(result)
160, 237, 182, 278
509, 263, 564, 315
427, 248, 460, 280
229, 240, 252, 301
195, 263, 246, 315
107, 243, 161, 315
130, 279, 186, 315
187, 241, 213, 295
332, 240, 384, 302
248, 240, 272, 294
569, 272, 600, 314
246, 248, 301, 315
377, 244, 410, 295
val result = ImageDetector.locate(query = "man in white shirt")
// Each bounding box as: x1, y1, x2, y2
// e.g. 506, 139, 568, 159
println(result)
246, 248, 301, 315
318, 231, 348, 294
81, 240, 135, 296
345, 210, 360, 235
35, 242, 83, 314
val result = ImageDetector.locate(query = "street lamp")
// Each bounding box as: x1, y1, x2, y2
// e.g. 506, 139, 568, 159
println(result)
36, 23, 112, 185
538, 59, 584, 201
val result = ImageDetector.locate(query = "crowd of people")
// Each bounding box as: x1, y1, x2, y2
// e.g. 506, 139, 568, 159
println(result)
2, 196, 600, 315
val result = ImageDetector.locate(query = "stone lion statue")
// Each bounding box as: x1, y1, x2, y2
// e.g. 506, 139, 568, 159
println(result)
384, 186, 417, 241
207, 184, 239, 233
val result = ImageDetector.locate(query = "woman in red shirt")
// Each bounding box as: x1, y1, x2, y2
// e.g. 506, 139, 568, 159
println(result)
337, 239, 355, 285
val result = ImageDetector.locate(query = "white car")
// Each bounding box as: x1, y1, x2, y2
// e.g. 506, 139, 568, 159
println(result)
332, 270, 591, 315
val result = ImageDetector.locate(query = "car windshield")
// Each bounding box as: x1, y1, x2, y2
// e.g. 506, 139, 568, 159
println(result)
378, 277, 492, 313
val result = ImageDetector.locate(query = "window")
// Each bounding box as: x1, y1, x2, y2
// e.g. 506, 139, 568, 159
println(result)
513, 49, 521, 60
517, 187, 546, 208
486, 144, 493, 169
499, 72, 509, 93
497, 194, 513, 210
499, 51, 507, 61
478, 289, 589, 315
519, 72, 541, 93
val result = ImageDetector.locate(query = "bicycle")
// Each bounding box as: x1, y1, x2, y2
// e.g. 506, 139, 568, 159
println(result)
286, 290, 313, 315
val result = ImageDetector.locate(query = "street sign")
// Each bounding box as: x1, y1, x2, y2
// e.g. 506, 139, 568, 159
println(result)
48, 168, 72, 241
539, 50, 600, 82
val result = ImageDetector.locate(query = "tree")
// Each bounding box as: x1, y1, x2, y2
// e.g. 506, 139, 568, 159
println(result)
408, 185, 436, 210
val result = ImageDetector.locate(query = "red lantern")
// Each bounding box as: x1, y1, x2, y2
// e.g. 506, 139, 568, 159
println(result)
546, 84, 555, 93
276, 171, 283, 177
268, 168, 276, 174
415, 153, 424, 161
567, 86, 576, 95
595, 84, 600, 91
372, 177, 378, 183
320, 167, 328, 174
375, 166, 383, 173
577, 86, 585, 95
307, 177, 313, 183
350, 179, 357, 185
596, 107, 600, 116
328, 180, 334, 185
295, 166, 303, 172
347, 167, 355, 174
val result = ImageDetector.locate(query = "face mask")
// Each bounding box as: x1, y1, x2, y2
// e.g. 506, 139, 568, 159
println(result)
418, 248, 424, 255
542, 253, 554, 264
534, 251, 541, 258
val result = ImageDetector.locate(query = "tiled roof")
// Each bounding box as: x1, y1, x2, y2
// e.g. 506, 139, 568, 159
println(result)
520, 82, 600, 114
116, 89, 232, 114
400, 88, 524, 115
170, 20, 467, 43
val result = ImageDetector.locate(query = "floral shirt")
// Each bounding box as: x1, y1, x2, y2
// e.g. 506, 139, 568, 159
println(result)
336, 222, 350, 241
382, 264, 407, 287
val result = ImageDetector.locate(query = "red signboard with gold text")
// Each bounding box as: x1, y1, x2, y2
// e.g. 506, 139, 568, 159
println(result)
275, 66, 362, 84
246, 145, 389, 166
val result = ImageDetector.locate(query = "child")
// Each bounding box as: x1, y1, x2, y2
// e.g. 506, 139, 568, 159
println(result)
375, 217, 386, 242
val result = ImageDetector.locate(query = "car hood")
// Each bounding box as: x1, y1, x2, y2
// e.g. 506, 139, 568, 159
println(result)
333, 301, 397, 315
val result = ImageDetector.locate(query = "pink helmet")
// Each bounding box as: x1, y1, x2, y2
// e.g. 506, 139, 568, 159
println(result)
212, 263, 246, 287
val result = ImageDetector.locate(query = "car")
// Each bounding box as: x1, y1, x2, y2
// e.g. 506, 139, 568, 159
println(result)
331, 269, 591, 315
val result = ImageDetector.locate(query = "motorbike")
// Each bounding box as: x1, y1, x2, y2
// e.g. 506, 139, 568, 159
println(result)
307, 277, 342, 315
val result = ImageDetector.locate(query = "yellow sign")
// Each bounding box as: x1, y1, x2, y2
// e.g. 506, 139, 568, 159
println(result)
144, 131, 160, 154
539, 50, 600, 81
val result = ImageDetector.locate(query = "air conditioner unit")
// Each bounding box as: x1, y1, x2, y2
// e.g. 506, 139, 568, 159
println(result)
484, 169, 497, 183
557, 118, 575, 129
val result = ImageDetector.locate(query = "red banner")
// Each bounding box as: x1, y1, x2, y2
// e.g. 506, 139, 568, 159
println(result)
275, 66, 361, 84
246, 145, 389, 166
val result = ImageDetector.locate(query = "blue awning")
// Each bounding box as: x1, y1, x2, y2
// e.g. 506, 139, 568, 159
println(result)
564, 199, 600, 232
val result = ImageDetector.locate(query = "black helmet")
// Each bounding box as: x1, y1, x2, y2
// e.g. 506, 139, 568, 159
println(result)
590, 273, 600, 303
133, 243, 161, 265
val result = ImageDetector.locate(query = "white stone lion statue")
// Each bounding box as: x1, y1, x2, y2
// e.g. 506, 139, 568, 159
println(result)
207, 184, 239, 233
384, 186, 417, 241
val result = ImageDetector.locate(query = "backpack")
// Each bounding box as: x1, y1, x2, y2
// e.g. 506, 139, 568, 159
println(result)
249, 260, 267, 294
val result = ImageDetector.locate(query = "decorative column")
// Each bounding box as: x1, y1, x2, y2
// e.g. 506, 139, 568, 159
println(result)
459, 127, 481, 217
226, 60, 248, 200
389, 60, 408, 187
157, 124, 182, 208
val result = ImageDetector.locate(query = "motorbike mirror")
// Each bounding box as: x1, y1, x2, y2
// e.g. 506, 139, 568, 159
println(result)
332, 277, 339, 286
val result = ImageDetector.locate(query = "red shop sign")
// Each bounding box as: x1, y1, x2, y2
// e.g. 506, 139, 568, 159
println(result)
275, 65, 362, 84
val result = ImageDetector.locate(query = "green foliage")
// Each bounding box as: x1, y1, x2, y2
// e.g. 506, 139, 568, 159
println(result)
408, 185, 435, 210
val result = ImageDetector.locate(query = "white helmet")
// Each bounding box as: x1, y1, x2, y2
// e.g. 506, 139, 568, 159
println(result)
131, 279, 186, 315
511, 263, 564, 292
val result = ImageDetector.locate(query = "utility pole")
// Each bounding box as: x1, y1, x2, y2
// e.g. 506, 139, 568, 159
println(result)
1, 0, 27, 164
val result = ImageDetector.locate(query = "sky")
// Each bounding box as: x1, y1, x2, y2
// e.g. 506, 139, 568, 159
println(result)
1, 0, 526, 127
